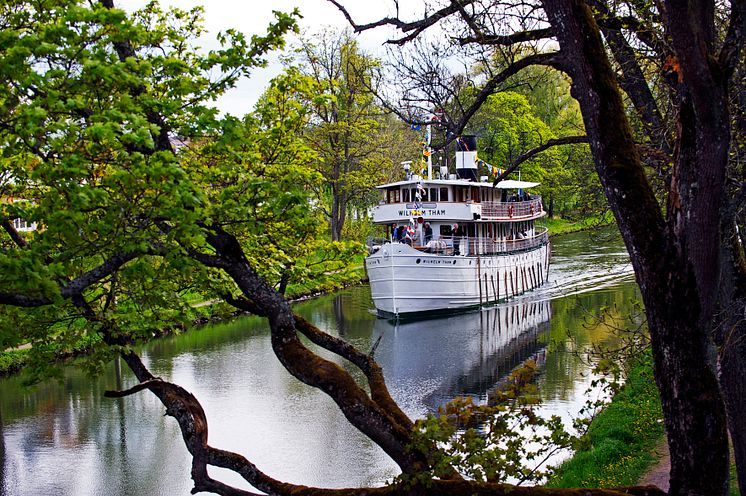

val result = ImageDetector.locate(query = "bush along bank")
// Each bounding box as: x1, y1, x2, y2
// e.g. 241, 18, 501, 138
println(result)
547, 353, 665, 488
0, 263, 367, 378
545, 212, 615, 237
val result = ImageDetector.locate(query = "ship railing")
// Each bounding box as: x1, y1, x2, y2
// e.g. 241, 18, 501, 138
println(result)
416, 228, 548, 255
466, 229, 549, 255
368, 229, 548, 255
481, 197, 543, 220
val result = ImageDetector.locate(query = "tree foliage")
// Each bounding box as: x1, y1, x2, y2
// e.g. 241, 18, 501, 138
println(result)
290, 30, 416, 241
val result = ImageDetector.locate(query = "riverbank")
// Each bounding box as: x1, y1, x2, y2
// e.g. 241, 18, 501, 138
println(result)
544, 345, 741, 494
546, 353, 665, 488
0, 260, 367, 377
546, 213, 615, 237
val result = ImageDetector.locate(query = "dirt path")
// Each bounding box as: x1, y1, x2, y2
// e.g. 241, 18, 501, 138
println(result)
640, 438, 670, 492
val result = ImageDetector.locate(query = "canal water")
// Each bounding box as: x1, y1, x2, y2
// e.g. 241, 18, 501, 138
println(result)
0, 229, 638, 495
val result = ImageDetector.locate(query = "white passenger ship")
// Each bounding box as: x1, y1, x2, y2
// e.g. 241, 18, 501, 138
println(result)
365, 134, 550, 317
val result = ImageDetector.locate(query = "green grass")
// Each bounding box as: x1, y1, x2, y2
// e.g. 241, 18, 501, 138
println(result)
285, 263, 366, 300
547, 354, 665, 488
0, 349, 29, 376
546, 212, 615, 237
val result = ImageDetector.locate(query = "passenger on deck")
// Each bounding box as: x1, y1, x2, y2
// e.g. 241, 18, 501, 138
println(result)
453, 223, 462, 255
424, 222, 433, 243
394, 225, 404, 242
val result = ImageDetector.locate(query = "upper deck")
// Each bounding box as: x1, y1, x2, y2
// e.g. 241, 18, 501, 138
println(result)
371, 176, 545, 224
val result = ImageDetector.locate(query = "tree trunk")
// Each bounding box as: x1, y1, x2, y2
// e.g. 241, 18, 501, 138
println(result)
541, 1, 730, 493
331, 190, 348, 242
717, 215, 746, 494
718, 326, 746, 494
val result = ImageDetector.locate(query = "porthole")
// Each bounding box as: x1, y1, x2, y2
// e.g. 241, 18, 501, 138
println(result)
416, 258, 421, 264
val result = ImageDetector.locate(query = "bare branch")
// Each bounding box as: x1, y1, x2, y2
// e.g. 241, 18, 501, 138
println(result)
493, 136, 589, 186
327, 0, 476, 45
719, 0, 746, 76
453, 52, 567, 137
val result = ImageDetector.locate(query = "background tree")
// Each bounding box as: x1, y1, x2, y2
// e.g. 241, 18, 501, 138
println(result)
292, 30, 409, 242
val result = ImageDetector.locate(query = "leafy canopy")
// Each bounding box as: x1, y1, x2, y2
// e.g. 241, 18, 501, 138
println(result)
0, 0, 359, 379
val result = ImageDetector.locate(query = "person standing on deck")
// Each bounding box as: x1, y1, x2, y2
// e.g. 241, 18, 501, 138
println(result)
453, 223, 461, 255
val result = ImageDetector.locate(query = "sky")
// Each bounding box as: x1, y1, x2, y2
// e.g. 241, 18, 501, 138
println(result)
121, 0, 415, 115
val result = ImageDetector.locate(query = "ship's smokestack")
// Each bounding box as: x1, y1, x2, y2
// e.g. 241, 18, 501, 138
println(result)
455, 135, 479, 182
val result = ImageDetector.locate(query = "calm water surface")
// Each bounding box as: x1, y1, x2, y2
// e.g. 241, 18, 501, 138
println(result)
0, 229, 638, 495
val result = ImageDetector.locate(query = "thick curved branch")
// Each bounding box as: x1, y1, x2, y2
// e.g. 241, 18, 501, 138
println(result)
196, 226, 425, 473
0, 250, 145, 308
493, 136, 588, 186
107, 355, 666, 496
112, 353, 667, 496
1, 219, 29, 248
458, 28, 554, 46
294, 314, 414, 431
108, 353, 394, 496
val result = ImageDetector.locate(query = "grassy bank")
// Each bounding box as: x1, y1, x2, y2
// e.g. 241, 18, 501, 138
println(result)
547, 354, 665, 488
546, 212, 615, 237
0, 257, 367, 377
0, 349, 28, 376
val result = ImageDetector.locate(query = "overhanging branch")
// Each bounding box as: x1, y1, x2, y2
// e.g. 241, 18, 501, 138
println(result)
493, 136, 588, 186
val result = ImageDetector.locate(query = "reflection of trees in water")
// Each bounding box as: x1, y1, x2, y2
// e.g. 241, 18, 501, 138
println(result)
541, 283, 641, 401
333, 294, 349, 338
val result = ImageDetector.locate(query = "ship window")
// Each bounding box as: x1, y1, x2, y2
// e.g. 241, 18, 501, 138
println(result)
429, 188, 438, 201
402, 188, 410, 202
440, 187, 449, 201
440, 224, 453, 236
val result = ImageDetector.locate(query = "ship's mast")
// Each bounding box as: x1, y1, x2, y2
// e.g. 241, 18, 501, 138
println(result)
426, 122, 433, 180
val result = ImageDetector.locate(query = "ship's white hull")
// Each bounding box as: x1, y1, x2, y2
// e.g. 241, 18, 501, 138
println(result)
365, 242, 551, 316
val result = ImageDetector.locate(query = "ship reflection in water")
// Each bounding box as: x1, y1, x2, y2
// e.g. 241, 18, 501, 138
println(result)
370, 299, 551, 418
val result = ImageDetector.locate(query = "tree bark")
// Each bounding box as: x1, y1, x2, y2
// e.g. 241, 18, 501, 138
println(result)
541, 1, 730, 494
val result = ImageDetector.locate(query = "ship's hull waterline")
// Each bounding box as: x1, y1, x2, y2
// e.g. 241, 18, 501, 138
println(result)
365, 241, 551, 317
